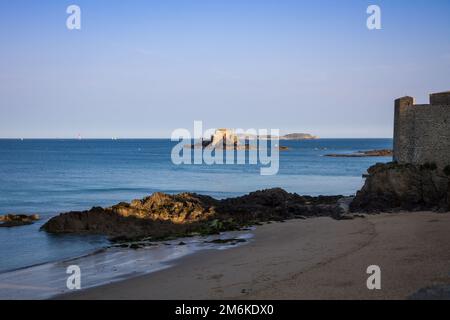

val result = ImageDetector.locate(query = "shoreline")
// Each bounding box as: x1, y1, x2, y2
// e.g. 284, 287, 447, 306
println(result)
0, 229, 254, 299
59, 211, 450, 300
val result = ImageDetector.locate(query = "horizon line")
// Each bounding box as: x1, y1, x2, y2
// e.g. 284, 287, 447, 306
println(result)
0, 137, 394, 140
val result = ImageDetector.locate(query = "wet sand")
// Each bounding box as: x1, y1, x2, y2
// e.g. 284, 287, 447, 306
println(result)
61, 212, 450, 300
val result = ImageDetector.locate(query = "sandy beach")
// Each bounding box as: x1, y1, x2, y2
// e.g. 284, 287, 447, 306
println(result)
60, 211, 450, 300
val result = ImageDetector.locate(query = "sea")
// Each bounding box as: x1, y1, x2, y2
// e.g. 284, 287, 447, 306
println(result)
0, 138, 392, 298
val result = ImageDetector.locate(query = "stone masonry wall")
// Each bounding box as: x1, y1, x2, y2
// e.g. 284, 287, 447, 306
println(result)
393, 92, 450, 169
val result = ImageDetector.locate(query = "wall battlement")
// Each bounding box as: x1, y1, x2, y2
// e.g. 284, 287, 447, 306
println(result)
393, 91, 450, 168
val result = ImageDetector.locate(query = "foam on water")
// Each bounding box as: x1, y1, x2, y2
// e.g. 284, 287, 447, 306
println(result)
0, 229, 254, 299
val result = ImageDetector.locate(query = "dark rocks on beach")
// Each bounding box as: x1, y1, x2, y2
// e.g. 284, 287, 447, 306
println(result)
409, 284, 450, 300
205, 238, 247, 245
325, 149, 393, 158
39, 161, 449, 242
0, 214, 40, 227
350, 162, 450, 213
218, 188, 343, 222
41, 193, 219, 241
41, 188, 345, 241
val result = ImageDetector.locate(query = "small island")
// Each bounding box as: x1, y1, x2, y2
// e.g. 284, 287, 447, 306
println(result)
186, 129, 293, 150
280, 133, 318, 140
242, 132, 318, 140
325, 149, 393, 157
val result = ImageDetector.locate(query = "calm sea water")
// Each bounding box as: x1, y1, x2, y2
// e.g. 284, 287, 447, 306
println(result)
0, 138, 392, 273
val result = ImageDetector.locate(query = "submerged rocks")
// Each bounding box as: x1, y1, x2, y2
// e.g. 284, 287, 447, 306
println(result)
205, 238, 247, 245
350, 162, 450, 213
325, 149, 393, 157
41, 188, 345, 240
0, 214, 40, 227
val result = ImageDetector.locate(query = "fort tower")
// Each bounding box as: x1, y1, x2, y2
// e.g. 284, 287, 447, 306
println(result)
393, 91, 450, 168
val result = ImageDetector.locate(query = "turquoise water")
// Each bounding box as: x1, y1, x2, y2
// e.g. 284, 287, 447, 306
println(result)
0, 138, 392, 273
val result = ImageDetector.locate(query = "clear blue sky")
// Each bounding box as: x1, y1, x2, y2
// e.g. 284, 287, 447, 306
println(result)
1, 0, 449, 138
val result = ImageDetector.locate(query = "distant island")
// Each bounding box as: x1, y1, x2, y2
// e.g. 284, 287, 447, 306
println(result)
235, 132, 318, 140
280, 133, 318, 140
185, 129, 315, 150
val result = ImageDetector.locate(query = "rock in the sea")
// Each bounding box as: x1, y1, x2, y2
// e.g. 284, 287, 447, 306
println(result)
325, 149, 393, 157
0, 214, 40, 227
41, 188, 344, 241
350, 162, 450, 212
41, 193, 219, 240
281, 133, 318, 140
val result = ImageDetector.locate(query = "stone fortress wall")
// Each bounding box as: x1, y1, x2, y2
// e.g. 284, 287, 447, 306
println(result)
393, 91, 450, 168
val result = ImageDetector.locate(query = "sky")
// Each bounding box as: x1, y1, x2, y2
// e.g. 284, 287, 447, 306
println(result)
0, 0, 449, 138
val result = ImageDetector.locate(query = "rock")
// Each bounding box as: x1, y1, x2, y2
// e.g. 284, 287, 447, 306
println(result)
124, 192, 219, 223
205, 238, 246, 244
337, 196, 353, 214
360, 149, 393, 157
0, 214, 40, 227
335, 215, 354, 220
325, 149, 393, 157
218, 188, 343, 223
41, 188, 344, 240
186, 128, 244, 150
129, 243, 143, 249
350, 162, 450, 213
41, 193, 219, 241
409, 284, 450, 300
280, 133, 318, 140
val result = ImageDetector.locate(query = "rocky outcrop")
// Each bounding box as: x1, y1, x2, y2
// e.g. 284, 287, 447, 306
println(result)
219, 188, 343, 222
41, 192, 220, 240
187, 128, 242, 150
118, 192, 218, 222
41, 188, 345, 241
281, 133, 318, 140
235, 132, 317, 140
350, 162, 450, 212
325, 149, 393, 157
0, 214, 40, 227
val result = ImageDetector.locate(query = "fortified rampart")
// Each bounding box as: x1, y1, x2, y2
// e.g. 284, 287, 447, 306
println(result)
393, 91, 450, 168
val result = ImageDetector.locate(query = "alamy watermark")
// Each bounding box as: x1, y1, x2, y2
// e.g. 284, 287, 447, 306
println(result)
66, 5, 81, 30
367, 5, 382, 30
65, 4, 381, 32
171, 121, 280, 176
66, 265, 81, 290
366, 265, 381, 290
